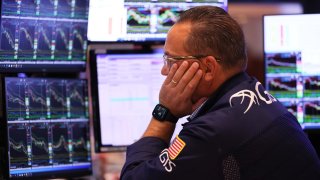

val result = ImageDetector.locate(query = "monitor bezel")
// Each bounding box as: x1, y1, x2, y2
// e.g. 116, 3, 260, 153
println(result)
263, 13, 320, 130
89, 44, 164, 152
1, 76, 93, 179
0, 75, 10, 180
0, 1, 88, 73
87, 0, 228, 44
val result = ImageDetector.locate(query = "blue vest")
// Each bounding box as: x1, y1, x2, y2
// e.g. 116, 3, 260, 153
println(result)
121, 72, 320, 180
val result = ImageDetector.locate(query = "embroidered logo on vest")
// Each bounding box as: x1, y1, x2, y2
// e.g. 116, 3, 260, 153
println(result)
229, 82, 277, 114
159, 149, 176, 172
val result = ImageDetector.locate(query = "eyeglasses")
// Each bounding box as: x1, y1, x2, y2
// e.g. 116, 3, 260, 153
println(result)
163, 54, 221, 69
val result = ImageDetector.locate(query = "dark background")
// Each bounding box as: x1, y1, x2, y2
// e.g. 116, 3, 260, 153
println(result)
229, 0, 320, 13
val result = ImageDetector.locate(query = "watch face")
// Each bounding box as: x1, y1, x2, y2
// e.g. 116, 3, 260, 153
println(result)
153, 104, 168, 120
152, 104, 178, 123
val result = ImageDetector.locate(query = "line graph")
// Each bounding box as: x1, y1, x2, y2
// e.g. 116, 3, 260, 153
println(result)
281, 101, 298, 118
51, 122, 70, 164
0, 18, 18, 60
1, 23, 16, 50
47, 80, 67, 119
8, 124, 30, 168
5, 78, 92, 176
26, 79, 47, 120
265, 52, 299, 73
2, 0, 19, 15
37, 21, 54, 58
71, 122, 90, 162
304, 101, 320, 123
156, 7, 182, 33
304, 76, 320, 98
127, 7, 151, 33
5, 78, 26, 121
39, 0, 56, 17
127, 8, 150, 26
1, 0, 89, 72
52, 136, 70, 163
55, 27, 69, 50
267, 76, 297, 98
158, 8, 180, 26
31, 123, 50, 166
268, 78, 296, 91
57, 0, 73, 18
19, 28, 34, 50
74, 0, 89, 19
2, 0, 88, 19
71, 23, 87, 60
155, 0, 189, 2
7, 121, 91, 170
66, 80, 88, 118
52, 135, 69, 152
305, 77, 320, 87
54, 23, 71, 60
18, 20, 37, 60
20, 0, 38, 16
72, 25, 86, 50
5, 78, 89, 120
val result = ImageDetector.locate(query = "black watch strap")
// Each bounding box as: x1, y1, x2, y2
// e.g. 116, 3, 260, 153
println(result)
152, 104, 179, 123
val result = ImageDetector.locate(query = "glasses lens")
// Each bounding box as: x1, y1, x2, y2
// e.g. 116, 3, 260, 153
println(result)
163, 55, 168, 66
163, 55, 173, 69
163, 55, 205, 69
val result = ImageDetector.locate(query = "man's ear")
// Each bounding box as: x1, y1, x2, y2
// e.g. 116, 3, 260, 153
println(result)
203, 56, 217, 81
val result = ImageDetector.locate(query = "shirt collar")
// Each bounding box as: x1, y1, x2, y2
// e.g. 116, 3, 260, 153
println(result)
188, 100, 207, 121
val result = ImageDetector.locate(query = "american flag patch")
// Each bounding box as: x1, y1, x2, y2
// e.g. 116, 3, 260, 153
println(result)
168, 136, 186, 160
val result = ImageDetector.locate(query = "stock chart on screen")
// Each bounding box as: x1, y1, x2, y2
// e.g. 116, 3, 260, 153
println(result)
87, 0, 228, 42
5, 77, 91, 179
264, 14, 320, 129
0, 0, 89, 72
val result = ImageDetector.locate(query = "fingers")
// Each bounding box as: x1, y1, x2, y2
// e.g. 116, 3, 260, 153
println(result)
182, 69, 203, 97
171, 61, 190, 86
163, 63, 178, 85
163, 61, 202, 92
175, 62, 201, 92
159, 61, 203, 118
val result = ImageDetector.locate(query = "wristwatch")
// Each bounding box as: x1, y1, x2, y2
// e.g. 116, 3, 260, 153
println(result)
152, 104, 179, 123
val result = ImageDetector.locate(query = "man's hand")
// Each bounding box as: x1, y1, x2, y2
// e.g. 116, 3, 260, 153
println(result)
159, 61, 203, 118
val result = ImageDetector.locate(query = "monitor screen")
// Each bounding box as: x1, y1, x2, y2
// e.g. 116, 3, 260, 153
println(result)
90, 48, 187, 152
87, 0, 228, 42
264, 14, 320, 129
0, 1, 89, 72
4, 77, 91, 179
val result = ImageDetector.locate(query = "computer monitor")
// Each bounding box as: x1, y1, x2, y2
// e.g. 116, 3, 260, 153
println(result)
263, 14, 320, 129
0, 0, 89, 72
87, 0, 228, 42
3, 77, 91, 179
90, 47, 188, 152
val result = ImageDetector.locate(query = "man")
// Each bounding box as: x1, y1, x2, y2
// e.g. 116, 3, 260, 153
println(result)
120, 6, 320, 180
